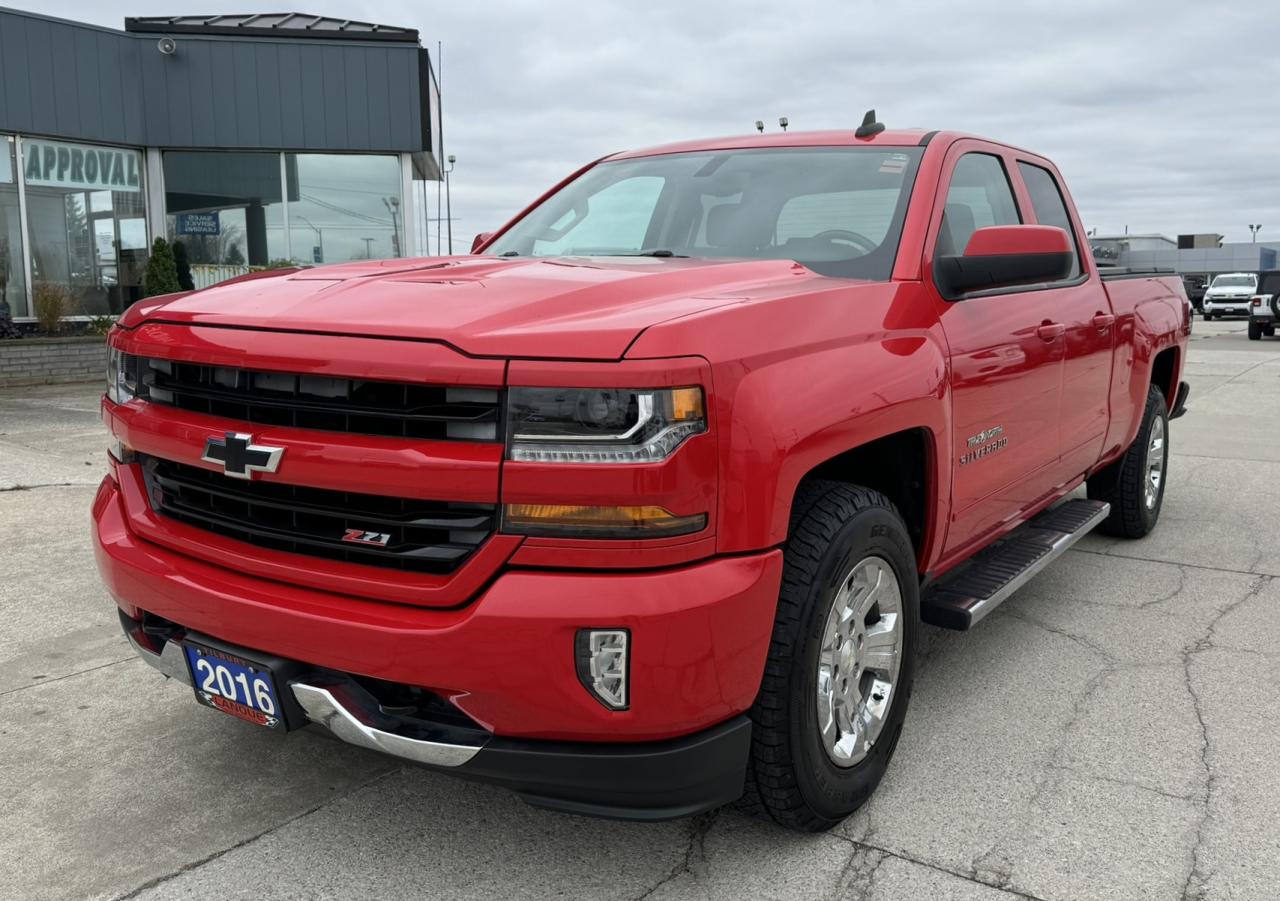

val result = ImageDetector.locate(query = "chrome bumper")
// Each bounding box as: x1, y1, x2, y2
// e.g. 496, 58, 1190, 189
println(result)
125, 630, 486, 768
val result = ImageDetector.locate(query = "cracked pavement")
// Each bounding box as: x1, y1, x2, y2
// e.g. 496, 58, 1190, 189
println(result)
1, 317, 1278, 900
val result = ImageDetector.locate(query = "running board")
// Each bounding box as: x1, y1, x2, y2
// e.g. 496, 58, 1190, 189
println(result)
922, 499, 1110, 630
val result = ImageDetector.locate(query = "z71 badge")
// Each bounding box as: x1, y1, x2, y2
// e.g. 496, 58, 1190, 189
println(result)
342, 529, 392, 547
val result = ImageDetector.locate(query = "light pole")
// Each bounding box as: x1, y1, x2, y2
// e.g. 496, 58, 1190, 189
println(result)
445, 154, 456, 254
1248, 224, 1262, 243
296, 214, 323, 264
383, 196, 401, 256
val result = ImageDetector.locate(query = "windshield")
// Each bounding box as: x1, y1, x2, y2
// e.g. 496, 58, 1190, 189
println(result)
485, 147, 924, 281
1211, 275, 1256, 288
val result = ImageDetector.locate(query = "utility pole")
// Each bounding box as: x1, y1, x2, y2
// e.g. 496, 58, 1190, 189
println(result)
1249, 224, 1262, 243
383, 197, 401, 256
445, 155, 455, 254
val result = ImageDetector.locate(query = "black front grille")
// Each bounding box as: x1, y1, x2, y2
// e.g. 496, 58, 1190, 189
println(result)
140, 455, 495, 574
134, 356, 500, 442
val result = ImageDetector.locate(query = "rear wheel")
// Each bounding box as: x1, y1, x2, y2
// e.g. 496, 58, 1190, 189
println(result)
741, 481, 918, 832
1248, 321, 1262, 340
1204, 311, 1214, 321
1088, 384, 1169, 538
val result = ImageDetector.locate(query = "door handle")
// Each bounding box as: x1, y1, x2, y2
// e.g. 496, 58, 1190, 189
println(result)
1036, 322, 1066, 341
1092, 312, 1116, 331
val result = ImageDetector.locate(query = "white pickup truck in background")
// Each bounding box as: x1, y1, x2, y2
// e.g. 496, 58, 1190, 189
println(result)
1203, 272, 1258, 320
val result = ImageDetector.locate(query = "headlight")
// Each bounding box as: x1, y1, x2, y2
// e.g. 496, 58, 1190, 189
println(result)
507, 386, 706, 463
106, 348, 139, 404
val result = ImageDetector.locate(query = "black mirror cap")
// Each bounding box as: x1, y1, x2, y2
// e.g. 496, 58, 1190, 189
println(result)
935, 251, 1074, 301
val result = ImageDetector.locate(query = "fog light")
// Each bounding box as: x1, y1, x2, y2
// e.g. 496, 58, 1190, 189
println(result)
576, 629, 629, 710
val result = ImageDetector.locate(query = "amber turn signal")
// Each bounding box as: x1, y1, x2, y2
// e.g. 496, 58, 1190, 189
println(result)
667, 387, 704, 422
503, 504, 707, 539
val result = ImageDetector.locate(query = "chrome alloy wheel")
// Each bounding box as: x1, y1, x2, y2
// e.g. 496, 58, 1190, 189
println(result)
816, 556, 904, 767
1145, 415, 1166, 511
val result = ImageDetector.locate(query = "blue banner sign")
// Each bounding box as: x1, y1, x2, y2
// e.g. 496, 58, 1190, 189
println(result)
176, 213, 221, 236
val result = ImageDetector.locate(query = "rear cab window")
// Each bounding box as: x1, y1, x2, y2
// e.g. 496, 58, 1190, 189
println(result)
1017, 162, 1082, 280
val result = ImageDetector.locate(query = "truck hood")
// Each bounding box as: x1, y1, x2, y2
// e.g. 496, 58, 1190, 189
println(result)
130, 256, 825, 359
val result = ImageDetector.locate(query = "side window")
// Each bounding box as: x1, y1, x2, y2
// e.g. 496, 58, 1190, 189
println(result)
1017, 162, 1081, 279
937, 154, 1020, 257
532, 176, 664, 256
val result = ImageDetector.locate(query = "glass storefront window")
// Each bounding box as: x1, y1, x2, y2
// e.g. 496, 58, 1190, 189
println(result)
287, 154, 402, 265
0, 136, 25, 318
164, 151, 288, 288
21, 137, 148, 316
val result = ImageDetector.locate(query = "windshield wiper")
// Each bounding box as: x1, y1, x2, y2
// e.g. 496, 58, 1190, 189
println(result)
497, 250, 520, 257
629, 249, 689, 258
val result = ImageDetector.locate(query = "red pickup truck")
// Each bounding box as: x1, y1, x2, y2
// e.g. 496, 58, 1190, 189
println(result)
95, 118, 1191, 831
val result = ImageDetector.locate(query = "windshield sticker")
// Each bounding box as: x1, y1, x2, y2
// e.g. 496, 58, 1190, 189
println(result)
879, 154, 909, 174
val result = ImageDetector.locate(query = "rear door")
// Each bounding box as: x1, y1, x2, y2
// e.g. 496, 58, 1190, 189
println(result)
1011, 159, 1114, 477
929, 145, 1067, 559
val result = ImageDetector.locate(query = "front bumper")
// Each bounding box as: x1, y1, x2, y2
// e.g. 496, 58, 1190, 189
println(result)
1204, 300, 1252, 315
94, 472, 781, 741
121, 613, 752, 819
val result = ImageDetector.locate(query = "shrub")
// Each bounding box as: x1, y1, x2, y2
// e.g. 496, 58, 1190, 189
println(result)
143, 237, 182, 297
87, 314, 117, 336
32, 281, 73, 334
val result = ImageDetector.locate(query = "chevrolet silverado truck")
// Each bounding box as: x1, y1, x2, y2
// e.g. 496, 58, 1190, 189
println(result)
1202, 271, 1258, 320
95, 117, 1191, 831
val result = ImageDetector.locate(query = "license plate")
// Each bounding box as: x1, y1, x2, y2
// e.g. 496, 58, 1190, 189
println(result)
184, 642, 284, 728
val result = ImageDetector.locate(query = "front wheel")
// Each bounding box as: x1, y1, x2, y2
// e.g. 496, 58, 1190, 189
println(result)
1088, 384, 1169, 538
1204, 312, 1214, 321
740, 481, 918, 832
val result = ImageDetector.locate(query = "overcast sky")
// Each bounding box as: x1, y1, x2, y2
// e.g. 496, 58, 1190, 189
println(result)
38, 0, 1280, 247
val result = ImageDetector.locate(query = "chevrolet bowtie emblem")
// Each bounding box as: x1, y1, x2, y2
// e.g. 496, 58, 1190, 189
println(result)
201, 432, 284, 480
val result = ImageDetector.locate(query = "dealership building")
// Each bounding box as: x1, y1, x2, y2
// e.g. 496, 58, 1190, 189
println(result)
0, 8, 442, 321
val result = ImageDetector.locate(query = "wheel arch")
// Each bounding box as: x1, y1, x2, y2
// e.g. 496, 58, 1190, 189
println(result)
1150, 345, 1180, 411
795, 427, 939, 572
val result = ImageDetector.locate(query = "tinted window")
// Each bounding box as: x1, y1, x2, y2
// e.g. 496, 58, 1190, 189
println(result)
1257, 272, 1280, 295
1018, 162, 1080, 279
486, 147, 924, 281
937, 154, 1020, 257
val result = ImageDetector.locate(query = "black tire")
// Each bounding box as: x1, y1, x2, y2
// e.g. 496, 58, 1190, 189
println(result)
1204, 312, 1214, 321
1087, 384, 1169, 538
1266, 327, 1276, 338
1248, 321, 1262, 340
740, 480, 918, 832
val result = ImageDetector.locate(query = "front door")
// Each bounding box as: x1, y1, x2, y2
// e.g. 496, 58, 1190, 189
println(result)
929, 148, 1067, 560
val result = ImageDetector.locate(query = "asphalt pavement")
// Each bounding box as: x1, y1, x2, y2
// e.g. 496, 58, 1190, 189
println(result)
1, 315, 1277, 900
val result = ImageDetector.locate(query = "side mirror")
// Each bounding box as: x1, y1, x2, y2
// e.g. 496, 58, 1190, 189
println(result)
935, 225, 1073, 300
471, 232, 494, 254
